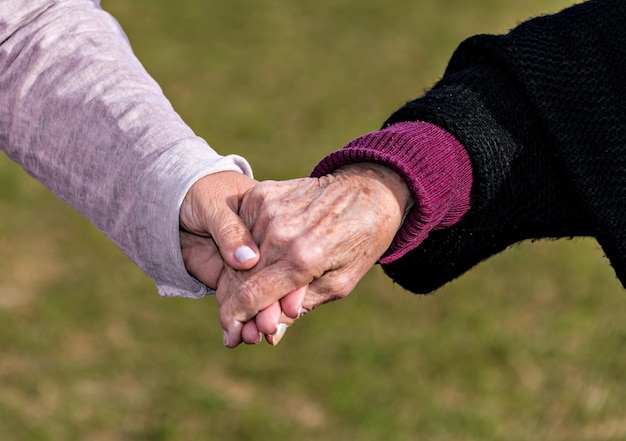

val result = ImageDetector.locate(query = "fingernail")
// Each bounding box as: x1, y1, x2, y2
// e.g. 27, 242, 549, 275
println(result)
255, 332, 263, 345
234, 245, 257, 263
223, 330, 229, 347
269, 323, 289, 346
298, 305, 304, 317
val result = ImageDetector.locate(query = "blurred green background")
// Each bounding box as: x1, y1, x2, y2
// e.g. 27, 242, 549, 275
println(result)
1, 0, 625, 440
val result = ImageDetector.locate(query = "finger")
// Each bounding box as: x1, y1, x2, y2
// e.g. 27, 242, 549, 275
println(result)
218, 262, 313, 347
222, 321, 243, 348
265, 283, 333, 346
254, 301, 282, 335
253, 286, 306, 335
211, 207, 260, 271
241, 320, 263, 345
252, 287, 306, 343
263, 280, 339, 347
265, 311, 296, 346
180, 232, 223, 289
280, 285, 307, 319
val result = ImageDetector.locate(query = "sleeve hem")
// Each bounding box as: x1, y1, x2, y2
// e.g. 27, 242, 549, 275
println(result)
312, 121, 472, 264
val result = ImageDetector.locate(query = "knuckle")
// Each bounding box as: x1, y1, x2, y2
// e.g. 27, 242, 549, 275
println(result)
216, 221, 245, 243
235, 280, 259, 308
322, 272, 356, 300
288, 237, 325, 275
248, 181, 279, 203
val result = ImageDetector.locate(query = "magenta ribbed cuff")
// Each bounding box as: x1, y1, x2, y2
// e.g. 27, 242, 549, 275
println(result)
311, 121, 473, 264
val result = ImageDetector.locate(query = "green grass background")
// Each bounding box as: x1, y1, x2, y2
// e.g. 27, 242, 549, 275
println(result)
1, 0, 625, 440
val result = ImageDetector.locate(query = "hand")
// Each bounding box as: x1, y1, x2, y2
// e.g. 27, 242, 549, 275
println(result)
216, 163, 411, 347
179, 171, 260, 290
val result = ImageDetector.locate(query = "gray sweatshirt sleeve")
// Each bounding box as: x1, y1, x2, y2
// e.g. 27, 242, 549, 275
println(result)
0, 0, 252, 298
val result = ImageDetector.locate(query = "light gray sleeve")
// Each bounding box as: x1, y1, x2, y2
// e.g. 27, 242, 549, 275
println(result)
0, 0, 253, 298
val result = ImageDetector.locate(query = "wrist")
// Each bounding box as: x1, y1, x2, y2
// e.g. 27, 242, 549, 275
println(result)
316, 122, 472, 264
333, 162, 412, 227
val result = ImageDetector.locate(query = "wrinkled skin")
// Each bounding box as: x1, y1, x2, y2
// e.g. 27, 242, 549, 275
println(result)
216, 163, 411, 347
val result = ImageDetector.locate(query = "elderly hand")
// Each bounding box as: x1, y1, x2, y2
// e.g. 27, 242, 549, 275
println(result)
179, 171, 261, 290
216, 163, 411, 347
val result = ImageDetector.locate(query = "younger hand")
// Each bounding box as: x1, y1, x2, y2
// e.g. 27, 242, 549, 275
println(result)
179, 171, 260, 290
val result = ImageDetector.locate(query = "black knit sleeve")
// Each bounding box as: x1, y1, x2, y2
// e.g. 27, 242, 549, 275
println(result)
381, 0, 626, 293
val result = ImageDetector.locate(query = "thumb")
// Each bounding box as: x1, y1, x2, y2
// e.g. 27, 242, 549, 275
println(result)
211, 206, 260, 271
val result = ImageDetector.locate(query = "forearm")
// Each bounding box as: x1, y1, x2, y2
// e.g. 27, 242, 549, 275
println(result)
0, 1, 252, 297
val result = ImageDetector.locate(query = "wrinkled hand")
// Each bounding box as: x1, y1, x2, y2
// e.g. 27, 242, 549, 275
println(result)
179, 171, 260, 290
216, 163, 411, 347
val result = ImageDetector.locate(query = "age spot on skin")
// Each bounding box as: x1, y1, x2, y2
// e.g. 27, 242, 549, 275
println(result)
362, 187, 372, 196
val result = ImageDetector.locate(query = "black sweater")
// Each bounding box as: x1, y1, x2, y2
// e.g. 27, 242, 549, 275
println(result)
381, 0, 626, 293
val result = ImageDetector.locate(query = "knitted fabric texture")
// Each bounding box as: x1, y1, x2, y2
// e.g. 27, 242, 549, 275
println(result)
313, 0, 626, 294
312, 121, 472, 263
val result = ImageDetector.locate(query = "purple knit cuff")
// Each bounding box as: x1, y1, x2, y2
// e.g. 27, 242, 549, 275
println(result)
311, 121, 473, 264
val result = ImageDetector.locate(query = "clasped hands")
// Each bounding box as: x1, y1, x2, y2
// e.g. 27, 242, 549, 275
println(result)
179, 163, 411, 347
